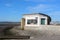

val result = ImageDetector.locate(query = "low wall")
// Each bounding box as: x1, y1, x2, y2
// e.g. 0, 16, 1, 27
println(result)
24, 25, 60, 31
24, 25, 60, 35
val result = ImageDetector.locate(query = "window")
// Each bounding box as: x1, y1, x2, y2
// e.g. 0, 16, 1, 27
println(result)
41, 18, 45, 25
27, 19, 37, 24
27, 20, 31, 24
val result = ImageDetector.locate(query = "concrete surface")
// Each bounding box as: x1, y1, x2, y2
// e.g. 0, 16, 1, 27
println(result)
1, 25, 60, 40
9, 28, 60, 40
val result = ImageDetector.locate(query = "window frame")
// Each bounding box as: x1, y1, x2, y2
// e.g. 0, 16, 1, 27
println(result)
27, 19, 37, 24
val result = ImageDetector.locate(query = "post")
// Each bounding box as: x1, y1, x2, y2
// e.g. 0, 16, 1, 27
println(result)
21, 18, 25, 30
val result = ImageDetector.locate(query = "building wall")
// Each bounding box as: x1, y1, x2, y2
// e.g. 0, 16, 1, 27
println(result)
23, 15, 39, 26
23, 14, 48, 27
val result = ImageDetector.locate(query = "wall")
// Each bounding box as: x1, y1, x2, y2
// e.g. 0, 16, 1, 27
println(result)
24, 25, 60, 31
23, 15, 40, 26
23, 14, 48, 27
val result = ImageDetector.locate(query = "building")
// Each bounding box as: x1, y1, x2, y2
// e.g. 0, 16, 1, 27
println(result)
21, 13, 51, 30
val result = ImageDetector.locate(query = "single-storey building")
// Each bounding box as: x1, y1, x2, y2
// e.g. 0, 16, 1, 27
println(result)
21, 13, 51, 30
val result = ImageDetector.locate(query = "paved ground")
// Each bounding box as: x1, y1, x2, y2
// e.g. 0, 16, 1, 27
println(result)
1, 26, 60, 40
8, 28, 60, 40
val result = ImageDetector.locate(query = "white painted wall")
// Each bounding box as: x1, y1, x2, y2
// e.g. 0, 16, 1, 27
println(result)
23, 15, 39, 26
23, 14, 48, 27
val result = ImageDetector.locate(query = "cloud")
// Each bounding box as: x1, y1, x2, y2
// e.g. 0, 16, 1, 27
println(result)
47, 11, 60, 21
26, 4, 60, 21
25, 0, 57, 2
26, 4, 57, 13
49, 11, 60, 16
5, 3, 11, 7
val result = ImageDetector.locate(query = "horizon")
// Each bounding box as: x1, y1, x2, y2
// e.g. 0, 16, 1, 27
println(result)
0, 0, 60, 22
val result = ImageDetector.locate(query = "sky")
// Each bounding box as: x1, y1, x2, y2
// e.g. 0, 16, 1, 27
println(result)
0, 0, 60, 22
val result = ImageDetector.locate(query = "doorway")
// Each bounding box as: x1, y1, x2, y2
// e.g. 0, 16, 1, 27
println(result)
41, 18, 45, 25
